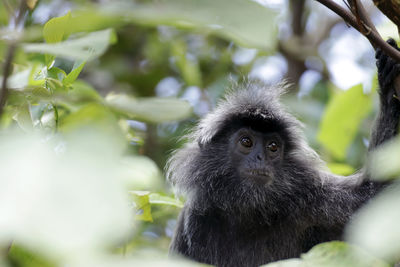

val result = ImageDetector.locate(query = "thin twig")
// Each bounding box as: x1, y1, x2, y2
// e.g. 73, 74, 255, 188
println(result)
0, 0, 27, 117
0, 44, 17, 117
347, 0, 379, 48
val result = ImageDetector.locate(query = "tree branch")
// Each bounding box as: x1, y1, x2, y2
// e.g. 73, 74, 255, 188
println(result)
315, 0, 400, 97
373, 0, 400, 33
0, 0, 27, 118
314, 0, 400, 63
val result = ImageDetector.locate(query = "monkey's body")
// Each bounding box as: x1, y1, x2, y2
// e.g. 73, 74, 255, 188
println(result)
171, 173, 382, 266
168, 41, 400, 267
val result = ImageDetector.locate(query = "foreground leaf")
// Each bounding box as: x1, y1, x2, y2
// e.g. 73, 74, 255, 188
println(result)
123, 0, 278, 49
119, 155, 162, 190
61, 0, 278, 49
106, 94, 192, 123
149, 193, 183, 208
264, 242, 389, 267
23, 29, 117, 61
0, 130, 133, 258
130, 191, 153, 222
347, 183, 400, 261
369, 137, 400, 179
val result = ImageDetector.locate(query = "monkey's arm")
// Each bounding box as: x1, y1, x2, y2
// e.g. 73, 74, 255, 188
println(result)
308, 41, 400, 228
369, 39, 400, 150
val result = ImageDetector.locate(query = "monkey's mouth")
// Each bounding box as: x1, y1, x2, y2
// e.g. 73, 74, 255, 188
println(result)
241, 169, 273, 184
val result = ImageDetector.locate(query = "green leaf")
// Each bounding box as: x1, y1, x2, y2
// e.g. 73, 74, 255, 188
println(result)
59, 103, 121, 137
149, 193, 183, 208
106, 94, 192, 123
23, 29, 117, 61
119, 156, 162, 190
7, 69, 31, 89
130, 191, 153, 222
128, 192, 183, 222
171, 41, 202, 87
67, 80, 102, 102
348, 183, 400, 261
0, 130, 133, 258
327, 163, 355, 176
370, 137, 400, 180
66, 0, 278, 49
63, 61, 86, 85
122, 0, 278, 49
43, 12, 71, 44
302, 242, 389, 267
43, 12, 72, 66
47, 67, 67, 82
317, 84, 372, 160
8, 245, 55, 267
263, 242, 389, 267
12, 104, 34, 132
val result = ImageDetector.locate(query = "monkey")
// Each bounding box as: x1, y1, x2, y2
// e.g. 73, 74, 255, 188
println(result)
166, 40, 400, 267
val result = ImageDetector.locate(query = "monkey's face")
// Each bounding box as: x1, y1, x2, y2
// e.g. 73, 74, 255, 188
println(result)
229, 128, 284, 185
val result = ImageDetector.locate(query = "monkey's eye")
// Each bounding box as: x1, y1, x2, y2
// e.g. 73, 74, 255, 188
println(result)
239, 136, 253, 148
267, 142, 278, 152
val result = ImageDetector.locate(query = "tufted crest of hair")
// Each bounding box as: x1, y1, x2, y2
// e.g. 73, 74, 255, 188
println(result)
166, 81, 325, 211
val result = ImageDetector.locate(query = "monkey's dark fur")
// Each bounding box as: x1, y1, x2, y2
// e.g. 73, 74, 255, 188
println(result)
167, 40, 400, 267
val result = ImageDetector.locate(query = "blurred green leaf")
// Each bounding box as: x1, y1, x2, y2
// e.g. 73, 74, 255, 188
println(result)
0, 2, 9, 26
7, 69, 31, 89
130, 191, 153, 222
171, 41, 202, 87
347, 183, 400, 262
12, 104, 33, 132
129, 191, 182, 222
370, 137, 400, 180
64, 61, 86, 85
43, 12, 72, 44
63, 0, 278, 49
0, 130, 133, 259
66, 80, 102, 102
8, 245, 55, 267
23, 29, 117, 61
317, 84, 372, 160
149, 193, 183, 208
47, 67, 67, 82
43, 12, 73, 65
327, 163, 355, 176
121, 0, 278, 49
59, 103, 120, 136
69, 255, 207, 267
263, 241, 389, 267
106, 94, 192, 123
119, 155, 162, 190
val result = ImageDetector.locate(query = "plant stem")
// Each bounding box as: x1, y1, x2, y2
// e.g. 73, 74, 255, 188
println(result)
0, 0, 27, 118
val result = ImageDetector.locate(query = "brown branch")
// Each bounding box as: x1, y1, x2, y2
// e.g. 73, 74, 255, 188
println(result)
347, 0, 379, 48
352, 0, 378, 34
0, 44, 17, 117
290, 0, 306, 36
0, 0, 27, 117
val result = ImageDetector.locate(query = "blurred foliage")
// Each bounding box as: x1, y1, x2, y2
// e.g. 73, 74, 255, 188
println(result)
0, 0, 400, 266
263, 241, 389, 267
318, 83, 373, 160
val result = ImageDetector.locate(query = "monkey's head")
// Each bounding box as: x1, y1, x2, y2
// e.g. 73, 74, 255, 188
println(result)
167, 82, 323, 217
